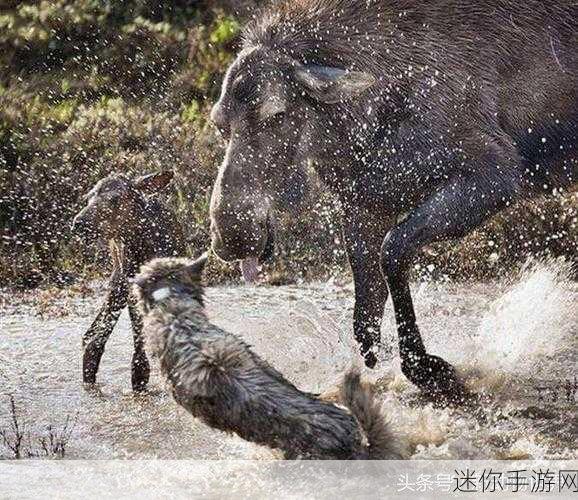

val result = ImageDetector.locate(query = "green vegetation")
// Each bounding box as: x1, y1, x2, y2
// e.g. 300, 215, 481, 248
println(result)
0, 1, 576, 288
0, 1, 253, 287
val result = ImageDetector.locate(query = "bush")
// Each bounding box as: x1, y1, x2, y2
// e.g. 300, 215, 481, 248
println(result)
0, 1, 576, 289
0, 1, 236, 287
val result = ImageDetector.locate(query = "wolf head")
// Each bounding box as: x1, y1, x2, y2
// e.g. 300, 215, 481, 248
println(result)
133, 254, 209, 314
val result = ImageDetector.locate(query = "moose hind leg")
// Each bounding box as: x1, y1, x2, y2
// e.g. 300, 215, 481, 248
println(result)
83, 276, 128, 385
128, 296, 150, 392
381, 171, 520, 399
83, 311, 123, 385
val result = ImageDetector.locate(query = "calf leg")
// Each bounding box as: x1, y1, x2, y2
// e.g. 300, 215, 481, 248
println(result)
381, 171, 520, 397
128, 294, 150, 392
343, 206, 393, 368
83, 272, 128, 385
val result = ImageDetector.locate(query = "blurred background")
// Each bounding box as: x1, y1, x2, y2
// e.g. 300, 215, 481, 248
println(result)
0, 0, 576, 289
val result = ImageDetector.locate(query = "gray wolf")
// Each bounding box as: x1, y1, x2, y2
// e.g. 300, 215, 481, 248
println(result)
133, 255, 402, 459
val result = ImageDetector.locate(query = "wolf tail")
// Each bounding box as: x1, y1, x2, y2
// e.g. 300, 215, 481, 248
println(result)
340, 369, 402, 460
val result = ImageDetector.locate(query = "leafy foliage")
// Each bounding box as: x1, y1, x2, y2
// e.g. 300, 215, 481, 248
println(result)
0, 0, 576, 288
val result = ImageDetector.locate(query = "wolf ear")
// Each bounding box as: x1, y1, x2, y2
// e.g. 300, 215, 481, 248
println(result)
294, 65, 375, 104
134, 171, 174, 195
182, 252, 209, 279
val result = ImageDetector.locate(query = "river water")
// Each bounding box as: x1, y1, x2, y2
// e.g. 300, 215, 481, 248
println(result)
0, 261, 576, 460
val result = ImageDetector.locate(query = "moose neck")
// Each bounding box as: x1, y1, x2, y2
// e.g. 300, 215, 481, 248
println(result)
107, 208, 155, 276
141, 198, 185, 259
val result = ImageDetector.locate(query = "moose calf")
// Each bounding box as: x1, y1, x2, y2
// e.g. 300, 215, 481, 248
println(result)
72, 171, 185, 391
133, 255, 402, 459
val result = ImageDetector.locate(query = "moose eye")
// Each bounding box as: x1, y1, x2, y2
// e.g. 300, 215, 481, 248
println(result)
260, 100, 287, 122
103, 191, 122, 205
268, 109, 285, 121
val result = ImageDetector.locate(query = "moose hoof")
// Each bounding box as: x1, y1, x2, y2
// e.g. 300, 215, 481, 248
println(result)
82, 370, 97, 386
363, 350, 378, 369
131, 356, 151, 393
401, 353, 466, 403
132, 382, 148, 393
82, 371, 101, 394
131, 376, 149, 393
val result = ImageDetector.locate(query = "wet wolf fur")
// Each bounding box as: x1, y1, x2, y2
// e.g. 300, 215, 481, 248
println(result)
209, 0, 578, 398
133, 256, 401, 460
72, 171, 186, 391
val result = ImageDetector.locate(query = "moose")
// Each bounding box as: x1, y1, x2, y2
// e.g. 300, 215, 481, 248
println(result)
72, 171, 185, 391
208, 0, 577, 398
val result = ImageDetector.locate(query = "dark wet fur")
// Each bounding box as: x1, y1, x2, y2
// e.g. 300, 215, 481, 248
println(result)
134, 257, 402, 460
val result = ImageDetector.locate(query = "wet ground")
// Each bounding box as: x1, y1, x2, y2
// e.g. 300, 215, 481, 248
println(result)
0, 262, 577, 460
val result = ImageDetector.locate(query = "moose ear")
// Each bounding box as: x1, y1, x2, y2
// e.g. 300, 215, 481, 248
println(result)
294, 65, 375, 104
134, 171, 174, 195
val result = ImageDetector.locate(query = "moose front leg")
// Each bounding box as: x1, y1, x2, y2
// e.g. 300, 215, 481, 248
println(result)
82, 272, 128, 385
343, 206, 393, 368
381, 170, 520, 398
128, 294, 150, 392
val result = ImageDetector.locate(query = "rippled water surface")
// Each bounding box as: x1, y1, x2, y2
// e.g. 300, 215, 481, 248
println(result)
1, 262, 576, 460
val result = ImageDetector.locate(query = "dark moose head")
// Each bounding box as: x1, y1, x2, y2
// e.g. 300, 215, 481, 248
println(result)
208, 10, 377, 263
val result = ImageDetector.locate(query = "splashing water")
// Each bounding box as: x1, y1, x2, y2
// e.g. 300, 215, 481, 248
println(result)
474, 260, 576, 373
0, 262, 576, 461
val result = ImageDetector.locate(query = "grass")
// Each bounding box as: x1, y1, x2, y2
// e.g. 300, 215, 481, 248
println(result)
0, 395, 78, 459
